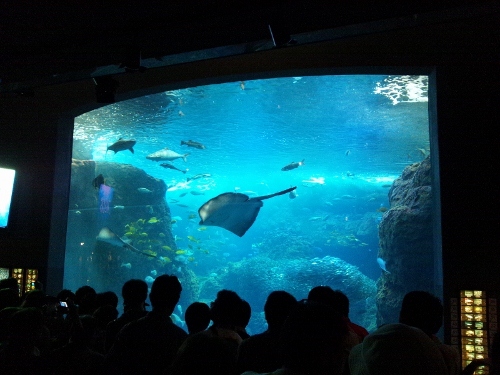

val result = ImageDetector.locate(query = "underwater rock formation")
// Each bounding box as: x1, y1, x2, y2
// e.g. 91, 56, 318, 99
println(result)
376, 155, 435, 326
206, 255, 377, 332
66, 160, 198, 307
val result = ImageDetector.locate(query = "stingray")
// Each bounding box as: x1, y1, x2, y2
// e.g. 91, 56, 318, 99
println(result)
96, 227, 157, 257
198, 186, 296, 237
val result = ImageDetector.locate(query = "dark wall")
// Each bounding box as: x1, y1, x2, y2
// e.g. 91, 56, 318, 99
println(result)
0, 8, 499, 317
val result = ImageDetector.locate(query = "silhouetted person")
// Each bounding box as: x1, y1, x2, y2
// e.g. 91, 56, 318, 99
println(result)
48, 313, 106, 375
238, 290, 298, 373
106, 274, 187, 375
235, 299, 251, 340
399, 290, 460, 375
0, 288, 20, 311
105, 279, 148, 353
206, 289, 244, 346
0, 277, 19, 293
96, 291, 119, 310
170, 333, 238, 375
308, 286, 368, 348
75, 285, 97, 315
184, 301, 210, 335
349, 323, 448, 375
0, 307, 48, 374
243, 300, 350, 375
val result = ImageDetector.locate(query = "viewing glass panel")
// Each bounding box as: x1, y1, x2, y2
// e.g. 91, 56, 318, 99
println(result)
65, 75, 439, 332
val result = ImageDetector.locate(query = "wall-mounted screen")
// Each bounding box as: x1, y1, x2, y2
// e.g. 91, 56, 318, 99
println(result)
0, 167, 16, 228
64, 74, 440, 333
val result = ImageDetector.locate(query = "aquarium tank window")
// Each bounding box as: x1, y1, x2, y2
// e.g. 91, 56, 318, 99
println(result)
66, 75, 439, 332
0, 167, 16, 228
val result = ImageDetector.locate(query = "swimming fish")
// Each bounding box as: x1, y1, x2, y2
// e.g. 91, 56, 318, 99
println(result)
190, 190, 205, 196
120, 262, 132, 269
181, 140, 206, 149
107, 138, 136, 154
377, 257, 390, 273
186, 173, 211, 182
289, 189, 298, 199
145, 276, 155, 284
96, 227, 157, 258
92, 174, 105, 189
281, 159, 305, 171
146, 147, 189, 162
138, 188, 153, 193
160, 163, 188, 174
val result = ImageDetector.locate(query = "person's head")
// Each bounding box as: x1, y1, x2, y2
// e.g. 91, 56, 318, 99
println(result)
349, 323, 448, 375
0, 288, 20, 310
264, 290, 297, 330
57, 289, 76, 304
20, 289, 45, 308
210, 290, 243, 328
149, 274, 182, 314
308, 286, 350, 317
399, 290, 443, 335
234, 299, 251, 329
96, 291, 119, 309
185, 302, 210, 334
280, 300, 349, 375
75, 285, 97, 314
121, 279, 148, 309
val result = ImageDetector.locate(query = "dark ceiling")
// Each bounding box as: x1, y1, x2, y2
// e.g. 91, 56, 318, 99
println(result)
0, 0, 498, 91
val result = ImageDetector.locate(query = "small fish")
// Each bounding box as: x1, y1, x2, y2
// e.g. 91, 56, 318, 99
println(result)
187, 235, 199, 243
190, 190, 205, 196
159, 233, 165, 238
377, 257, 390, 273
145, 276, 155, 284
377, 207, 388, 213
181, 140, 206, 149
346, 172, 355, 177
162, 245, 172, 251
178, 110, 185, 116
92, 174, 105, 189
138, 188, 153, 193
341, 195, 356, 199
120, 262, 132, 269
113, 205, 125, 210
188, 214, 197, 220
176, 250, 186, 255
240, 81, 245, 90
186, 173, 211, 182
159, 256, 172, 264
281, 159, 305, 171
151, 270, 157, 276
171, 216, 182, 221
160, 163, 188, 174
146, 147, 189, 162
197, 226, 208, 231
177, 304, 183, 316
179, 192, 188, 197
381, 184, 392, 188
107, 138, 136, 154
148, 217, 159, 224
289, 189, 298, 199
345, 150, 351, 156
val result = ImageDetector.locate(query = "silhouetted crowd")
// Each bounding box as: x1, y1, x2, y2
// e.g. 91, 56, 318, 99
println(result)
0, 274, 497, 375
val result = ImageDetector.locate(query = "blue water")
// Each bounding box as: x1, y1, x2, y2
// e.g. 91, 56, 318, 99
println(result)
68, 74, 430, 332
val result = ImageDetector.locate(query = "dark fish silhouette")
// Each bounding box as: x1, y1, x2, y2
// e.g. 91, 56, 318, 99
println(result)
198, 186, 296, 237
281, 159, 305, 171
107, 138, 136, 154
181, 140, 206, 149
96, 227, 156, 258
92, 174, 105, 189
187, 173, 211, 182
160, 163, 187, 174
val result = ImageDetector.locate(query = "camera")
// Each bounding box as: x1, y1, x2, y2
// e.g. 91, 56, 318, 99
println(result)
59, 301, 68, 308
